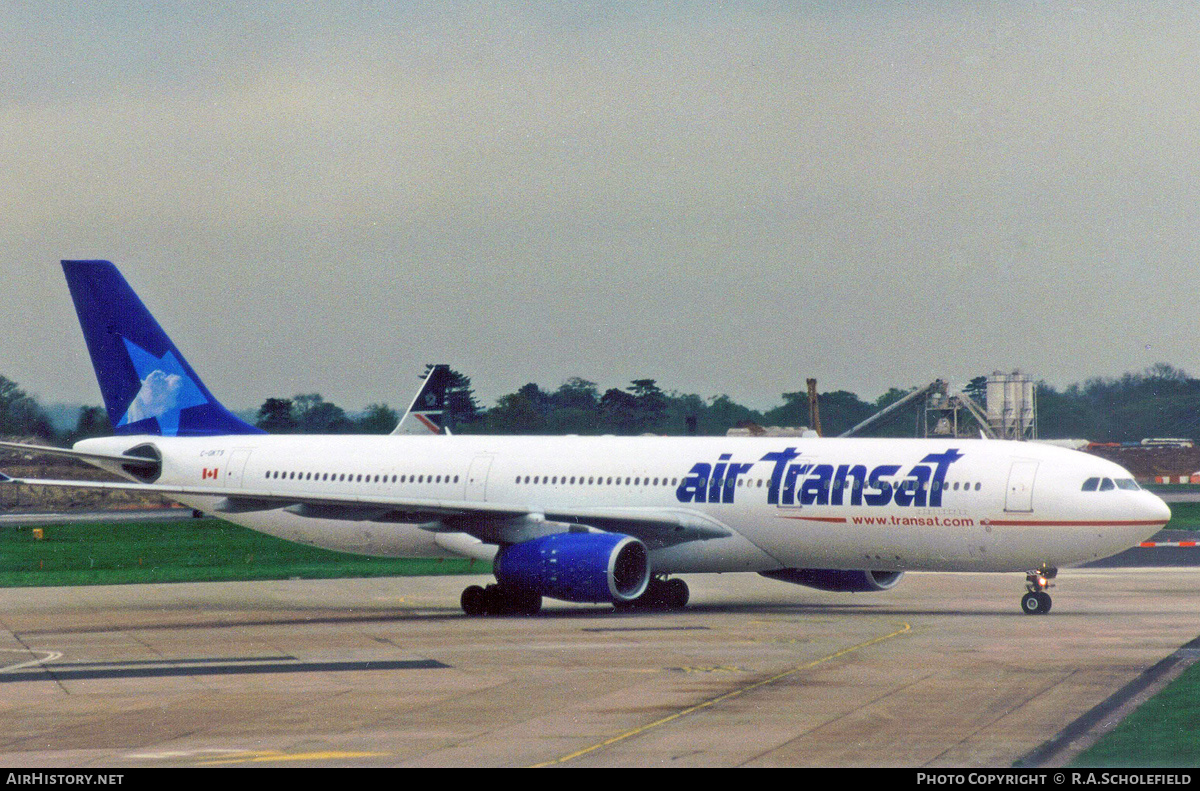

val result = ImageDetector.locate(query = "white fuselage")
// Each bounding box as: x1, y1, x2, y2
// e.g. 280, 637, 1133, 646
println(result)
77, 434, 1170, 575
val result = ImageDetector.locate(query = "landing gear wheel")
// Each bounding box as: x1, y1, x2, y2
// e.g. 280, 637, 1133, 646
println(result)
614, 577, 689, 611
510, 588, 543, 616
483, 584, 509, 615
665, 578, 690, 610
1021, 590, 1052, 615
461, 585, 487, 616
476, 584, 542, 616
1020, 568, 1056, 615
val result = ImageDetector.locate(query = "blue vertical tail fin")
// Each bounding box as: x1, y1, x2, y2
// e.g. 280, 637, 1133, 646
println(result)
62, 260, 264, 437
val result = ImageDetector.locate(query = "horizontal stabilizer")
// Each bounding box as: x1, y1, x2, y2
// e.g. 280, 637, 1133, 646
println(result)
0, 440, 159, 469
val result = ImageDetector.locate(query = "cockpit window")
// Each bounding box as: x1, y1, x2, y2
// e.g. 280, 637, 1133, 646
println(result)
1082, 476, 1139, 492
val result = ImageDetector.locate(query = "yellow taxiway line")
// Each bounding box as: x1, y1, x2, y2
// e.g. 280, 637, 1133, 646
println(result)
532, 621, 912, 767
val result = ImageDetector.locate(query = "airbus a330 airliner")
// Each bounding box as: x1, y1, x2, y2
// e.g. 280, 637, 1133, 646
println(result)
0, 261, 1171, 615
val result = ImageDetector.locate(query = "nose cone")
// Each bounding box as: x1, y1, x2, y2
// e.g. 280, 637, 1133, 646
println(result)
1121, 490, 1172, 549
1098, 490, 1172, 560
1144, 490, 1172, 527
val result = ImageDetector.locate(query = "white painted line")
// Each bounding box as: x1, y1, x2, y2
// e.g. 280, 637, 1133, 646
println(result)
0, 648, 63, 673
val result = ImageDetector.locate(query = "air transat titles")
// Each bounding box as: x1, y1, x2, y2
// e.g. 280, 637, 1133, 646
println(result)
675, 447, 966, 508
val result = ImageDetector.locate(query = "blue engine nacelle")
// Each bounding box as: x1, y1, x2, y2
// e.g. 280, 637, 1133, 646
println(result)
493, 532, 651, 603
759, 568, 905, 592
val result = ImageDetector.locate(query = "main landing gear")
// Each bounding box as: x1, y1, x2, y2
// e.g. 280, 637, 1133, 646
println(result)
1020, 568, 1057, 615
460, 584, 542, 617
458, 576, 691, 616
614, 576, 690, 612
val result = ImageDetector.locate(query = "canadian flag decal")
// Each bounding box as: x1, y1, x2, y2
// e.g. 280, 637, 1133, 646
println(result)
202, 467, 219, 480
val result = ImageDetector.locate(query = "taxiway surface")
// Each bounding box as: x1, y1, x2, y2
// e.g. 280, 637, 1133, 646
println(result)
1, 569, 1197, 768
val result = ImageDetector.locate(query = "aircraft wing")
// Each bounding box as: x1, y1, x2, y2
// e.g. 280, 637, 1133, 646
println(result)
0, 472, 730, 549
538, 506, 730, 545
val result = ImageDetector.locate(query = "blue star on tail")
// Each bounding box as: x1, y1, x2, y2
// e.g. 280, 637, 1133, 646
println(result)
117, 338, 209, 436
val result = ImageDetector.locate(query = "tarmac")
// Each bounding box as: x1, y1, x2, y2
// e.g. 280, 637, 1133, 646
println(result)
1, 566, 1197, 768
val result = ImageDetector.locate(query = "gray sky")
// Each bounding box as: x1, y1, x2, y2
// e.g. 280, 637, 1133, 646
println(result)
3, 1, 1199, 414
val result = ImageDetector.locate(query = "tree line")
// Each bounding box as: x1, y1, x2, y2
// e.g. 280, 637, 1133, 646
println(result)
3, 363, 1200, 444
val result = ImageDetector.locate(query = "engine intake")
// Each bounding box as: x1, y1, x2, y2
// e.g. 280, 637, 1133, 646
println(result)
494, 532, 650, 603
759, 568, 904, 593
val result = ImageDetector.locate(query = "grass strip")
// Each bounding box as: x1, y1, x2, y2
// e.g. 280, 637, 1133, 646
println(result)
0, 518, 487, 587
2, 496, 1194, 589
1146, 483, 1200, 494
1163, 501, 1200, 531
1069, 660, 1200, 767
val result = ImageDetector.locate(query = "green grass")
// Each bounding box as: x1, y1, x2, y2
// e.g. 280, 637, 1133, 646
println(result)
2, 495, 1192, 588
1069, 660, 1200, 767
1146, 483, 1200, 494
1165, 501, 1200, 531
0, 518, 488, 587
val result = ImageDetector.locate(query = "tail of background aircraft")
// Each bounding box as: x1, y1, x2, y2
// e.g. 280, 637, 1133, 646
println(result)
62, 260, 263, 437
392, 364, 453, 435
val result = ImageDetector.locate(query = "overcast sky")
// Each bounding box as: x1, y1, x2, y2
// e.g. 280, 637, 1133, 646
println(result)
3, 2, 1199, 414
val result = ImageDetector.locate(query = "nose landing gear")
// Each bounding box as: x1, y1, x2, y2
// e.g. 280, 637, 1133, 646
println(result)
1020, 567, 1057, 615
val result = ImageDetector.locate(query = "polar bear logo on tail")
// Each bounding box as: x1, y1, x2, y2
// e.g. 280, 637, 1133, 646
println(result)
123, 369, 184, 423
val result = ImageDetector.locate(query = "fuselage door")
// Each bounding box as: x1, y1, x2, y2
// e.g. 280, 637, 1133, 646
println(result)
772, 456, 822, 510
1004, 459, 1039, 512
224, 448, 254, 488
465, 454, 493, 502
224, 451, 254, 489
